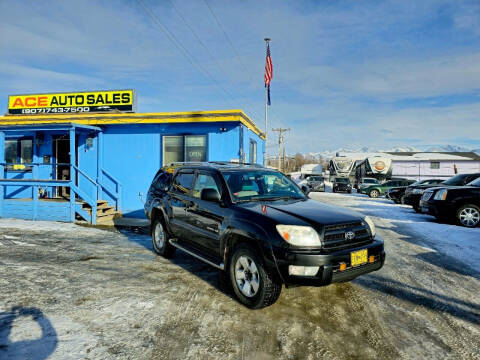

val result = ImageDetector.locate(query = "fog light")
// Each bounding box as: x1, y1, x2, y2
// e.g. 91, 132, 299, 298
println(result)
339, 262, 347, 271
369, 256, 375, 263
288, 265, 319, 276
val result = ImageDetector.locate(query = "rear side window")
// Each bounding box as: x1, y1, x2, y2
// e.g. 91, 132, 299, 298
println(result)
172, 172, 194, 194
192, 173, 220, 199
151, 171, 171, 192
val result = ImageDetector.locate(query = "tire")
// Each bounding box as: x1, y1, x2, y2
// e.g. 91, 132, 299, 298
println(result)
332, 189, 336, 193
369, 189, 380, 198
348, 190, 352, 194
393, 198, 400, 204
229, 244, 282, 309
456, 204, 480, 228
413, 205, 422, 213
151, 216, 175, 257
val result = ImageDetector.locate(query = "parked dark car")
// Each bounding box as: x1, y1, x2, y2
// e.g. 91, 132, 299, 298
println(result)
145, 162, 384, 308
361, 178, 414, 198
386, 187, 408, 204
420, 175, 480, 227
332, 177, 352, 193
403, 178, 449, 212
305, 175, 325, 192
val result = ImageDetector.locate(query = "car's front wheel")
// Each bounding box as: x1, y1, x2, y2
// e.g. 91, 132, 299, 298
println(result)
152, 217, 176, 257
229, 244, 282, 309
369, 189, 380, 198
456, 204, 480, 228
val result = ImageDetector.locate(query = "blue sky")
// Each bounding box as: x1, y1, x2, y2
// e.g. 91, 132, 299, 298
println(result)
1, 0, 479, 154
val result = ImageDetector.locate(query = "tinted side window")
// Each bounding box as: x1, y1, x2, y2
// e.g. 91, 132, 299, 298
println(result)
192, 173, 220, 199
152, 172, 171, 192
465, 175, 480, 184
172, 172, 194, 194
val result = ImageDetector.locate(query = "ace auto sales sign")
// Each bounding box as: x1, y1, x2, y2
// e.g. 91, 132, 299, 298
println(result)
7, 90, 136, 115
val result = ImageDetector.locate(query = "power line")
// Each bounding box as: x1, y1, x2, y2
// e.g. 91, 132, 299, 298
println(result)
136, 0, 250, 112
202, 0, 283, 130
165, 0, 264, 123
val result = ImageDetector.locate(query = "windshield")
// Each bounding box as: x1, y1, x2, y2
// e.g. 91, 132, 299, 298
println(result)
222, 170, 306, 202
442, 174, 467, 186
363, 178, 379, 184
307, 176, 324, 181
468, 177, 480, 187
335, 177, 349, 183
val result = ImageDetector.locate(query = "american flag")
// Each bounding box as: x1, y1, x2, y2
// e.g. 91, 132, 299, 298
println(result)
264, 42, 273, 105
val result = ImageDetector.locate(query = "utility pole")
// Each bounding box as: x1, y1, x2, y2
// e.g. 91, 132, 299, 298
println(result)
272, 128, 290, 172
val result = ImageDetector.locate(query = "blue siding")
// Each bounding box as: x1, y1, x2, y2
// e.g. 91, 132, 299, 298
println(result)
103, 122, 241, 216
1, 121, 264, 221
3, 200, 71, 222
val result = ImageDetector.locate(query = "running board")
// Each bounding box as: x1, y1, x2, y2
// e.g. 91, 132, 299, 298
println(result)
169, 239, 225, 270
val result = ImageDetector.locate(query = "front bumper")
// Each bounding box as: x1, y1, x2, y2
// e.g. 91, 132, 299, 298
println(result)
404, 193, 421, 206
419, 199, 452, 218
273, 239, 385, 287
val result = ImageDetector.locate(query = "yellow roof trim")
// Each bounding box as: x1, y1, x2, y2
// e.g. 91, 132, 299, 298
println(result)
0, 109, 266, 139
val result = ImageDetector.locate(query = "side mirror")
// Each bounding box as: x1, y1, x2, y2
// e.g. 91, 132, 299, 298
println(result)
200, 188, 221, 202
301, 185, 310, 195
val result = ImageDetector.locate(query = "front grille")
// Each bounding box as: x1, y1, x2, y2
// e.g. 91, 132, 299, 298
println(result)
422, 191, 433, 201
323, 222, 372, 252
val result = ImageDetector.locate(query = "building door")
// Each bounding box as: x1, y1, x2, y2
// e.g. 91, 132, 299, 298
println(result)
53, 136, 71, 197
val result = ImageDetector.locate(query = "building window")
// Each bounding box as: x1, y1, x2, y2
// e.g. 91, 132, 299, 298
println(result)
185, 135, 206, 162
430, 161, 440, 169
163, 135, 206, 164
249, 140, 257, 164
4, 138, 33, 170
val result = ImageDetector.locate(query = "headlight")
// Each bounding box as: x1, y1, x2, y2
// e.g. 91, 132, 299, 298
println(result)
276, 225, 321, 246
412, 189, 424, 194
364, 216, 376, 238
434, 189, 448, 200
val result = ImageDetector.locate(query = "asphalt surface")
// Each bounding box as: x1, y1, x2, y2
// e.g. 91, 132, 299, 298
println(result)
0, 193, 479, 360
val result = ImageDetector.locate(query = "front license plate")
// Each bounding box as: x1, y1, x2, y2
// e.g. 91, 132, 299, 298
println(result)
351, 249, 368, 267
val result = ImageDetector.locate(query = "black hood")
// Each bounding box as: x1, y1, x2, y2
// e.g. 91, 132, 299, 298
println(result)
236, 199, 365, 227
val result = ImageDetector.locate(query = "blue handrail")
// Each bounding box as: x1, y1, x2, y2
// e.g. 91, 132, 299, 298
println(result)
100, 168, 122, 211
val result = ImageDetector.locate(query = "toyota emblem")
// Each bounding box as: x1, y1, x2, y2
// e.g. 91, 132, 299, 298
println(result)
345, 231, 355, 240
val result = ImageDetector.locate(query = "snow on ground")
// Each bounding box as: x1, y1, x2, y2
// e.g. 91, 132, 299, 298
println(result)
310, 190, 480, 274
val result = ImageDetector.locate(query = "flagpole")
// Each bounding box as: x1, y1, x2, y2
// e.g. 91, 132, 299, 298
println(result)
264, 37, 270, 166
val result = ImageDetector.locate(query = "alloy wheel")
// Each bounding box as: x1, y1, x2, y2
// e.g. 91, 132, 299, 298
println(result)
459, 207, 480, 227
154, 221, 166, 249
235, 255, 260, 297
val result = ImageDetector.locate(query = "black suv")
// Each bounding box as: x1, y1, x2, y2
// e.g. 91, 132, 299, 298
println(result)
332, 177, 352, 193
305, 175, 325, 192
145, 163, 384, 308
403, 178, 448, 212
419, 174, 480, 227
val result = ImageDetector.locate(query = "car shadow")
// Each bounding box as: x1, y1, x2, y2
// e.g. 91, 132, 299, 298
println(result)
356, 274, 480, 326
0, 307, 57, 360
120, 229, 237, 301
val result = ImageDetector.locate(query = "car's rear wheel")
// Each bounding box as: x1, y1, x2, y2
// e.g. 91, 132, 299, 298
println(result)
413, 204, 422, 213
229, 244, 282, 309
152, 217, 175, 257
456, 204, 480, 228
369, 189, 380, 198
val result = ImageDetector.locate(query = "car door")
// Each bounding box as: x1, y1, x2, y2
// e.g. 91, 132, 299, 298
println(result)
184, 171, 225, 258
168, 170, 195, 240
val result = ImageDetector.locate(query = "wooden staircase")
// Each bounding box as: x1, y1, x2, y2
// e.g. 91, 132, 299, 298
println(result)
76, 199, 122, 225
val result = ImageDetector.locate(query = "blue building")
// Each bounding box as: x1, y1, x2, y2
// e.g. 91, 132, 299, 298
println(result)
0, 109, 265, 224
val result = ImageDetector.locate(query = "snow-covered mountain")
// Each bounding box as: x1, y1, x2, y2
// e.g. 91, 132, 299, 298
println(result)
304, 145, 480, 159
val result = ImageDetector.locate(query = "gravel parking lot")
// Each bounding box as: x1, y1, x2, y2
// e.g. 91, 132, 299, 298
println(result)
1, 192, 479, 360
